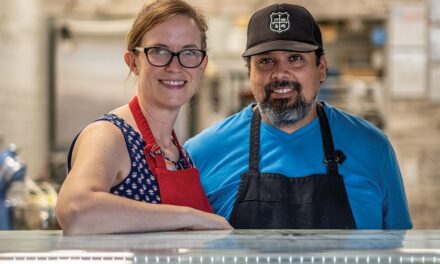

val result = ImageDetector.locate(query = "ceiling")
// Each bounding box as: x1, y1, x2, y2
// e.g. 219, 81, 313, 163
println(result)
43, 0, 424, 21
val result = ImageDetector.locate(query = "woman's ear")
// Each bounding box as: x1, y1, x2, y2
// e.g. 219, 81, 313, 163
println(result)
124, 51, 139, 75
200, 54, 208, 72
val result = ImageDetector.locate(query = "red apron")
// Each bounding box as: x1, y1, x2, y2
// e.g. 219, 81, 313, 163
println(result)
129, 96, 213, 213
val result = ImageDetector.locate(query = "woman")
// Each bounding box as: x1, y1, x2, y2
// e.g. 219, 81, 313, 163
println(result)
56, 0, 232, 235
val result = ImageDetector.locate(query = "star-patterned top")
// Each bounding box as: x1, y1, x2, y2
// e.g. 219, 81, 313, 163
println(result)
94, 114, 194, 204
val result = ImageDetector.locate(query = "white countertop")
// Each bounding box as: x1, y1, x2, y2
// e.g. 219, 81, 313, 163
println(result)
0, 230, 439, 263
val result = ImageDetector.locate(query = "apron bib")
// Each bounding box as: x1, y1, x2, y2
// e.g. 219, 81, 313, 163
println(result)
229, 103, 356, 229
129, 97, 213, 213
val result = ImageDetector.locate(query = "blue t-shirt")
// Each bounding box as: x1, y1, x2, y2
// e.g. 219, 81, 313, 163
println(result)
184, 103, 412, 229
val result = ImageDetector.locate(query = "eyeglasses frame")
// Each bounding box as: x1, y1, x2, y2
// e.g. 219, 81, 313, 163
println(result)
133, 47, 207, 69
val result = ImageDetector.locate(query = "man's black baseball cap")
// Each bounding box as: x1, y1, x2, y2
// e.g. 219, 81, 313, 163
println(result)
242, 3, 323, 57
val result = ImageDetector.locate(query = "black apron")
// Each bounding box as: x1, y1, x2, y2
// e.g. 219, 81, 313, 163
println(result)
229, 103, 356, 229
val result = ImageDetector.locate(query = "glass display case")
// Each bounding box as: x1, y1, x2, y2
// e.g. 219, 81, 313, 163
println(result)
0, 230, 439, 263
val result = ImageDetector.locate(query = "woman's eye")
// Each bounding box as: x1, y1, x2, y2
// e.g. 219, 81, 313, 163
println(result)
181, 50, 196, 56
150, 47, 167, 55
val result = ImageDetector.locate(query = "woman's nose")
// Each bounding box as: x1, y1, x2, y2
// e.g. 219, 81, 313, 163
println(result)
165, 56, 182, 72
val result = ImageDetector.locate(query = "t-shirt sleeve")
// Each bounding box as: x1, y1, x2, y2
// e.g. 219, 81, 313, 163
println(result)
381, 142, 413, 229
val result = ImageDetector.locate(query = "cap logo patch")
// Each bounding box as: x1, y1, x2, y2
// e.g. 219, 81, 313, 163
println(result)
269, 12, 290, 33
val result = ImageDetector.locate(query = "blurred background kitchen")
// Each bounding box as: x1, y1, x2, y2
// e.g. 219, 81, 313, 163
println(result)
0, 0, 439, 230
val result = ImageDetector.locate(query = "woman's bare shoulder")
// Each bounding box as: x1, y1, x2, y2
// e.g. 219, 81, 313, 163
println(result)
70, 118, 129, 169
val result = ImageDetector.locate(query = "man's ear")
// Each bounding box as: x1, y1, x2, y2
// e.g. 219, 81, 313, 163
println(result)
319, 54, 328, 82
124, 51, 139, 75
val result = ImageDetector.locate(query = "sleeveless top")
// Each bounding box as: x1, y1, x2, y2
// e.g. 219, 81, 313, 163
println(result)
68, 113, 194, 204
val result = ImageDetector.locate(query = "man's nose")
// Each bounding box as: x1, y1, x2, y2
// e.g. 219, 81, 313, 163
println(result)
271, 61, 290, 80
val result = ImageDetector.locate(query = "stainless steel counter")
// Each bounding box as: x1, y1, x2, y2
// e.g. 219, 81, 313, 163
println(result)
0, 230, 439, 263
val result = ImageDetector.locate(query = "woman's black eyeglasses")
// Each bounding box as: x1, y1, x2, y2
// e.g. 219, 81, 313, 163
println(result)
133, 47, 206, 68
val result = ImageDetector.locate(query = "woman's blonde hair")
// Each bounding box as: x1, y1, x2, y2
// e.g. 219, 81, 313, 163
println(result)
127, 0, 208, 51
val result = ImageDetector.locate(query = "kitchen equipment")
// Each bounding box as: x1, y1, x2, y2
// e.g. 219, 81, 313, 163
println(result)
7, 179, 59, 230
0, 144, 26, 229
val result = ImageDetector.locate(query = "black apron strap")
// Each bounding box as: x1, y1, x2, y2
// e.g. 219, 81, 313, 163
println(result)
249, 107, 262, 173
316, 102, 345, 176
250, 103, 345, 176
231, 102, 355, 229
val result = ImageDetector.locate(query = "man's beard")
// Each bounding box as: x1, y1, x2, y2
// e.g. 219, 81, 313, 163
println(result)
258, 80, 316, 128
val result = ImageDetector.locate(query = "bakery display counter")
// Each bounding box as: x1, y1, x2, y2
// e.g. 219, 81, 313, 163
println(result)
0, 229, 439, 263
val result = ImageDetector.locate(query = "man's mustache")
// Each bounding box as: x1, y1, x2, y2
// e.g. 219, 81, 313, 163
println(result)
264, 80, 302, 95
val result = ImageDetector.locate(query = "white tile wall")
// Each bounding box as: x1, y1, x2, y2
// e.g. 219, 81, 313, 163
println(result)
0, 0, 433, 181
0, 0, 49, 179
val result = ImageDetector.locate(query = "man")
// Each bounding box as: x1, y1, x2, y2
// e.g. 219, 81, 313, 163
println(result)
184, 3, 412, 229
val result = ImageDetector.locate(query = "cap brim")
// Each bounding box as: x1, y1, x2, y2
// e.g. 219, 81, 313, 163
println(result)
242, 40, 319, 57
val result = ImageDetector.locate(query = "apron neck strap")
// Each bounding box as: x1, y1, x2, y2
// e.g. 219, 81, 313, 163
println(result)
317, 102, 345, 175
249, 106, 262, 172
249, 102, 344, 175
129, 96, 156, 144
171, 130, 191, 165
128, 96, 190, 169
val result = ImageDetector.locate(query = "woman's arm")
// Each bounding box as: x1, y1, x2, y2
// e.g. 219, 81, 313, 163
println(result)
55, 122, 231, 235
